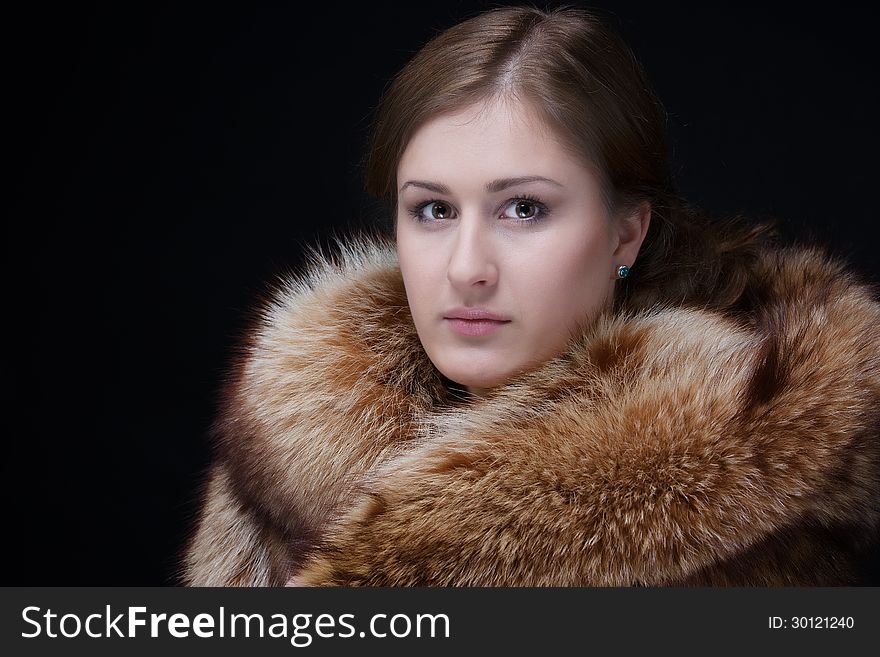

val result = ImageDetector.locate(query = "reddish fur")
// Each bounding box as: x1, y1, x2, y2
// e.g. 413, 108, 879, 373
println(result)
178, 233, 880, 586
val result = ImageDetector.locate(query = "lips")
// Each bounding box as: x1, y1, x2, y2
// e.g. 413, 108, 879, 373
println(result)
443, 307, 511, 337
444, 307, 511, 321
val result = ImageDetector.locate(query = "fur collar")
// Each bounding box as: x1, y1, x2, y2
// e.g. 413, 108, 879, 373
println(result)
206, 230, 880, 585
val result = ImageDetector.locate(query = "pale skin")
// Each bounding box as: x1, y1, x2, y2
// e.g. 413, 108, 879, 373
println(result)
395, 96, 651, 398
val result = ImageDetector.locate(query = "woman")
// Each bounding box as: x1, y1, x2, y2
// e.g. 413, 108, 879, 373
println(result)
180, 5, 880, 586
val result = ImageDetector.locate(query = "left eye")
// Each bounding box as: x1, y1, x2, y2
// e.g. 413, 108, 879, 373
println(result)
503, 199, 540, 220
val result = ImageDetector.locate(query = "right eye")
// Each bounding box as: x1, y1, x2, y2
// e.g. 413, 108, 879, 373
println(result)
408, 200, 454, 222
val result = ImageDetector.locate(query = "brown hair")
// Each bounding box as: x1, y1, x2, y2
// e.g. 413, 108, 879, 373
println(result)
361, 4, 781, 313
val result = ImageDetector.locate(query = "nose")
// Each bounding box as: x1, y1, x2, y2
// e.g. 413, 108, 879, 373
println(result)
446, 214, 499, 290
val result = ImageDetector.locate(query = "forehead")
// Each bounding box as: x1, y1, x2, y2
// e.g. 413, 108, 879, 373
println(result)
398, 99, 582, 184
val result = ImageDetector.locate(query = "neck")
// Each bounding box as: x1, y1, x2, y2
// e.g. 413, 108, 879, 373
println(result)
465, 385, 491, 399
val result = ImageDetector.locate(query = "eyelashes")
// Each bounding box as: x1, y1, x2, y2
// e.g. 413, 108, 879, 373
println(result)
406, 193, 551, 225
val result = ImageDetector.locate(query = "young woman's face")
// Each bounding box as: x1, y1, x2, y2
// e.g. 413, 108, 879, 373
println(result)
396, 98, 647, 397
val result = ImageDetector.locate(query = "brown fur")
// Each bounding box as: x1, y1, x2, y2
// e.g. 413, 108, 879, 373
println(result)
178, 231, 880, 586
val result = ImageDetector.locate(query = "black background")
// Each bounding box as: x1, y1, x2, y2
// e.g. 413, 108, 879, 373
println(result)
8, 1, 878, 585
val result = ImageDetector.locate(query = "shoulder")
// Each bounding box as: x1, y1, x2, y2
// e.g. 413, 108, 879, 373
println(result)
205, 230, 449, 536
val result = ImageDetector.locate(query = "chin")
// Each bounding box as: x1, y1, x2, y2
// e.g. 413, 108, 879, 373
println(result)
440, 366, 511, 394
427, 345, 522, 392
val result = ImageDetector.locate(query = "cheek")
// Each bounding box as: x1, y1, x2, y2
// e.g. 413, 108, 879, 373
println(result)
399, 251, 439, 324
519, 237, 610, 329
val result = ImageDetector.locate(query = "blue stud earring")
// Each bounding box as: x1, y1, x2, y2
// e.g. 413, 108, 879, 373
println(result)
616, 265, 630, 279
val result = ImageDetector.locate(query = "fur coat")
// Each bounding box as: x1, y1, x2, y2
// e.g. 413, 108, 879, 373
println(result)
180, 231, 880, 586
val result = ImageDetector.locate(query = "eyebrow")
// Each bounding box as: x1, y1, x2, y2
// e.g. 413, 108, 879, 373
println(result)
399, 175, 563, 194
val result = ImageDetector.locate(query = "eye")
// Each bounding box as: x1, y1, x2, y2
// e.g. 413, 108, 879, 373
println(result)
501, 194, 550, 223
409, 201, 452, 222
418, 201, 453, 221
503, 199, 539, 220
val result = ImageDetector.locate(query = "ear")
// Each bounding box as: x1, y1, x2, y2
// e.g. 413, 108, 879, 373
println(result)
612, 202, 651, 268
